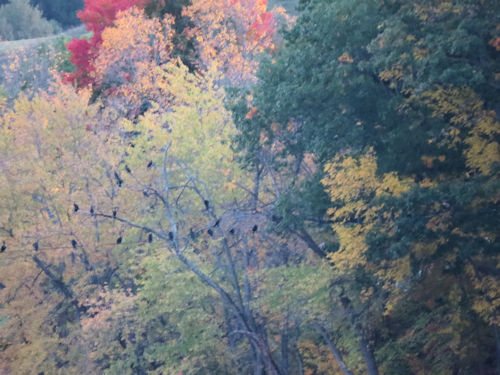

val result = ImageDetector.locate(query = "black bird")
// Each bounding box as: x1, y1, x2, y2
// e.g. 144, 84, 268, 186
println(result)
125, 165, 131, 174
147, 160, 153, 168
73, 203, 79, 213
207, 229, 213, 237
114, 172, 123, 187
71, 239, 77, 249
229, 228, 235, 235
90, 206, 95, 215
1, 241, 6, 253
143, 190, 150, 197
148, 233, 153, 243
117, 334, 126, 349
252, 225, 258, 233
116, 237, 122, 245
139, 101, 152, 115
340, 296, 350, 308
213, 219, 220, 227
204, 200, 210, 210
271, 215, 282, 223
189, 228, 197, 240
168, 232, 174, 241
112, 209, 117, 218
33, 241, 39, 251
129, 142, 135, 148
0, 282, 5, 290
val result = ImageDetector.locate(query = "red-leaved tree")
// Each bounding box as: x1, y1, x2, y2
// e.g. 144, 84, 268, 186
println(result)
66, 0, 149, 87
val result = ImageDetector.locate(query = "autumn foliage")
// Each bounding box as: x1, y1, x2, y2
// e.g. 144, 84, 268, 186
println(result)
183, 0, 283, 84
66, 0, 283, 88
1, 0, 499, 374
94, 7, 175, 115
66, 0, 149, 86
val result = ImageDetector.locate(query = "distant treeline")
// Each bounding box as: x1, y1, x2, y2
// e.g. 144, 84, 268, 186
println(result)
0, 0, 82, 26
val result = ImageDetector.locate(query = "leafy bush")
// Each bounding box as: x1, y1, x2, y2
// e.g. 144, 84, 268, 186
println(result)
0, 0, 55, 41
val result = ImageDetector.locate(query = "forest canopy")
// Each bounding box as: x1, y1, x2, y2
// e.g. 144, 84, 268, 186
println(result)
0, 0, 499, 374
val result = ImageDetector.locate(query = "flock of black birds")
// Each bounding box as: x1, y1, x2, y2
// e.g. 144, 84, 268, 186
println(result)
0, 159, 274, 304
0, 161, 267, 259
0, 212, 261, 257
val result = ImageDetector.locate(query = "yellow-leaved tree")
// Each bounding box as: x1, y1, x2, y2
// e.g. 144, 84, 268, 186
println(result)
0, 80, 124, 374
183, 0, 288, 86
93, 7, 175, 117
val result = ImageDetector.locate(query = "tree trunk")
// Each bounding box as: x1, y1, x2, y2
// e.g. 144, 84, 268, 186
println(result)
314, 323, 353, 375
295, 345, 304, 375
253, 346, 263, 375
494, 325, 500, 375
281, 322, 289, 374
359, 335, 379, 375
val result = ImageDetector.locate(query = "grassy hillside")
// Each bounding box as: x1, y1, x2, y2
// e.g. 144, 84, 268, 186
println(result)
0, 24, 85, 56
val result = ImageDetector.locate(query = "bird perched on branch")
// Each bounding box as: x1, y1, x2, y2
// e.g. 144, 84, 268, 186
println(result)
114, 172, 123, 187
189, 228, 197, 241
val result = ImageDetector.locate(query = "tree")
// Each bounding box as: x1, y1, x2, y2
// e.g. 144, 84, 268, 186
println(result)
93, 7, 175, 116
1, 58, 295, 374
183, 0, 287, 86
0, 81, 116, 373
65, 0, 197, 89
233, 0, 500, 372
65, 0, 149, 87
0, 0, 54, 41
